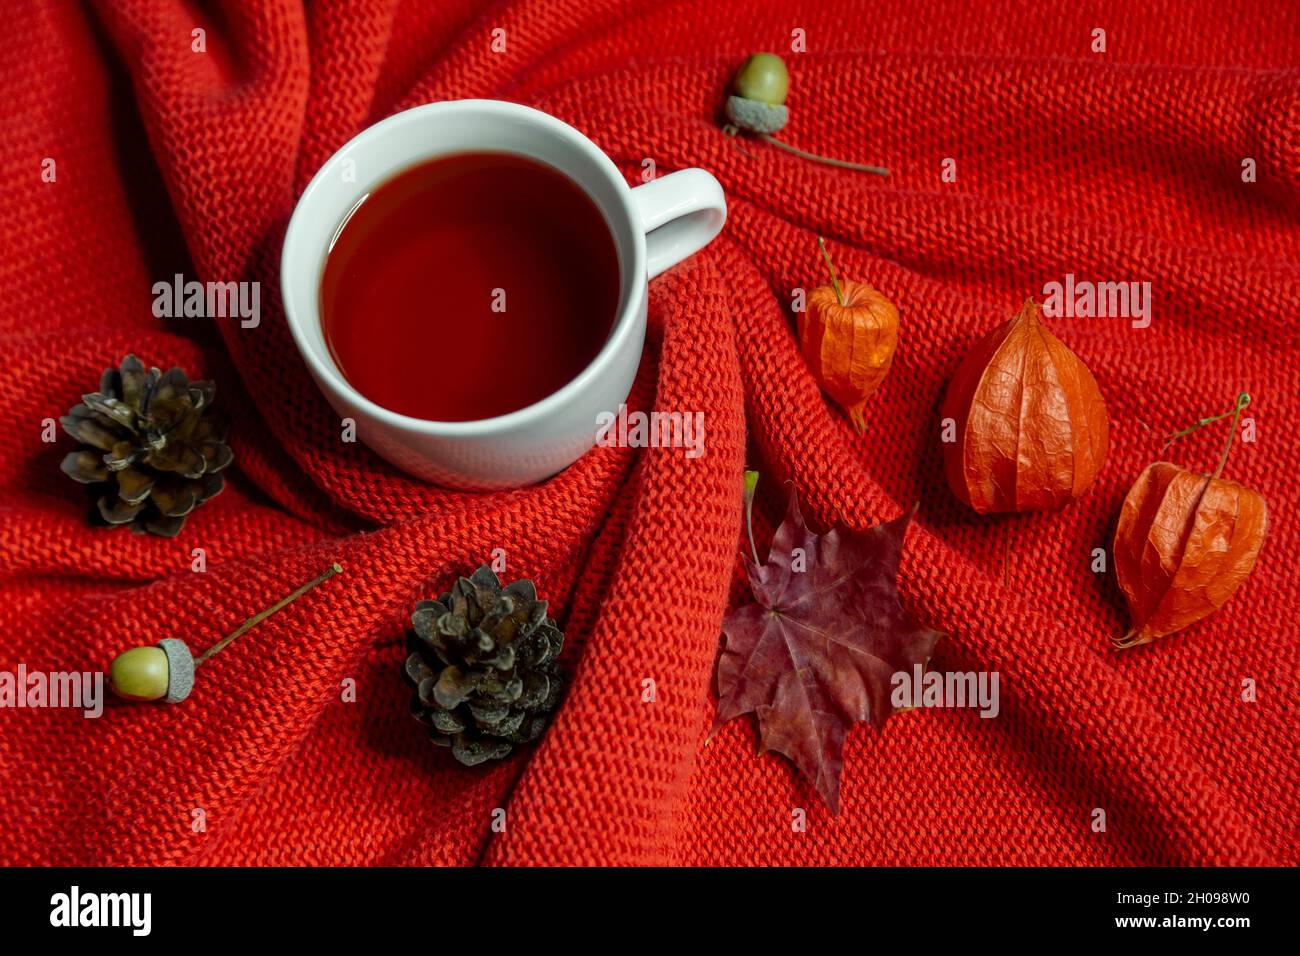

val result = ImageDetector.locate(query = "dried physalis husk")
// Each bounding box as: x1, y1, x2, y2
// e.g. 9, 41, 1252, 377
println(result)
800, 281, 899, 432
798, 238, 900, 432
1112, 462, 1267, 648
941, 300, 1108, 513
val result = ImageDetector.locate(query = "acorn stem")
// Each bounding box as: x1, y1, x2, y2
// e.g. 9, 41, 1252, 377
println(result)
760, 135, 889, 176
194, 563, 344, 666
817, 236, 844, 306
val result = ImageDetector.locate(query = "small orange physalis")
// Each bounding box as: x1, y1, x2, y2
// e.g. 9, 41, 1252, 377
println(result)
797, 237, 900, 432
1112, 394, 1267, 649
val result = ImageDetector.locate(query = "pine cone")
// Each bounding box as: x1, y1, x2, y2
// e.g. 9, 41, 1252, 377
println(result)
59, 355, 232, 537
404, 566, 564, 766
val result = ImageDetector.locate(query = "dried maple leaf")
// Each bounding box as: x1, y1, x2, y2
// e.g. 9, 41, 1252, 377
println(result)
713, 480, 941, 812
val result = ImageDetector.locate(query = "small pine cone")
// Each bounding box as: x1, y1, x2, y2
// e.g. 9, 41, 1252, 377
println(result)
59, 355, 232, 537
404, 565, 564, 767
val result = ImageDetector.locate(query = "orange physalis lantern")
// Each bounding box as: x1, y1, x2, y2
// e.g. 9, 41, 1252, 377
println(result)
797, 238, 900, 432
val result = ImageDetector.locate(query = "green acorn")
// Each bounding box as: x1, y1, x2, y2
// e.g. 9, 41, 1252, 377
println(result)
106, 564, 343, 704
722, 52, 889, 176
726, 52, 790, 134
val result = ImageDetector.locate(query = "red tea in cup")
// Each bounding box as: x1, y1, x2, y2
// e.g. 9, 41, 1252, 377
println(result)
320, 151, 621, 422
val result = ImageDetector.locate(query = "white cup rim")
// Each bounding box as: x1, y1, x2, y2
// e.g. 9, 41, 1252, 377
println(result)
280, 99, 647, 437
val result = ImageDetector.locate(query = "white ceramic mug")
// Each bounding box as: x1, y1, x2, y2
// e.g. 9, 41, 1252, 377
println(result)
280, 99, 726, 489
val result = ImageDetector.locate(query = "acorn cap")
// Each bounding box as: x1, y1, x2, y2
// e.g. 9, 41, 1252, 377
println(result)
725, 96, 788, 134
158, 638, 195, 703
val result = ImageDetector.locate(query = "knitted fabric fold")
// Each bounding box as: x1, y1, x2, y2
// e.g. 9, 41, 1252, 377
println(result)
0, 0, 1295, 866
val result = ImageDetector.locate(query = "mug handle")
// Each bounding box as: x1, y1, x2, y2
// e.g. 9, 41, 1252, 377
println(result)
630, 169, 727, 279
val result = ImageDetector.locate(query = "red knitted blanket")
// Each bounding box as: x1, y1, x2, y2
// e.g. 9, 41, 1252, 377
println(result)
2, 0, 1296, 866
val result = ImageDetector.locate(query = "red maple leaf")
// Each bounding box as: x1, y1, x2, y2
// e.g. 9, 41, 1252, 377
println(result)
713, 484, 942, 812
